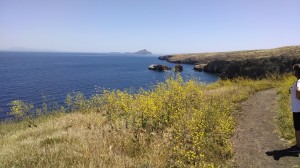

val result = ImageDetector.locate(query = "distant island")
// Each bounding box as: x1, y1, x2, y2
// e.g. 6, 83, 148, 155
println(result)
134, 49, 152, 55
108, 49, 152, 55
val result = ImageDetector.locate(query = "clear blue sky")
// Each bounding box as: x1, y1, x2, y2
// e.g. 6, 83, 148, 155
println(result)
0, 0, 299, 54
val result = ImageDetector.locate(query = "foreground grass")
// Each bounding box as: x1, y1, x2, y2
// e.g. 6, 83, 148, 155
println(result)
276, 74, 296, 142
0, 75, 293, 167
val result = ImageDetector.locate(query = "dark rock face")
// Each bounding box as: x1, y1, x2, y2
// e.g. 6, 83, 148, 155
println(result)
148, 64, 171, 71
204, 56, 300, 79
174, 64, 183, 72
194, 64, 206, 71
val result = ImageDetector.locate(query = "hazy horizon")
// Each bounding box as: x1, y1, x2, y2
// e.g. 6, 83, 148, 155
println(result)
1, 45, 300, 56
1, 0, 300, 54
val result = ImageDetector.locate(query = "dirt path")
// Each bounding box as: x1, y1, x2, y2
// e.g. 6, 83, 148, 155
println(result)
231, 89, 300, 168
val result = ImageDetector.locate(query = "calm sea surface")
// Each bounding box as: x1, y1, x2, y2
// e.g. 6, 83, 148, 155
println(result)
0, 52, 219, 119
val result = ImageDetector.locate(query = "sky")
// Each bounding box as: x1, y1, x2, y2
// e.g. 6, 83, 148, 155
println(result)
0, 0, 299, 54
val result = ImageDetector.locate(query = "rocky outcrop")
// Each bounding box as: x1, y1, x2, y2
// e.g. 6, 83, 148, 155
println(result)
204, 56, 300, 79
158, 46, 300, 64
174, 64, 183, 72
194, 64, 206, 71
158, 46, 300, 79
158, 55, 173, 61
148, 64, 171, 71
158, 55, 197, 64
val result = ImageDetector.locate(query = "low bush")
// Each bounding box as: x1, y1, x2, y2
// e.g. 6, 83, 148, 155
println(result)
1, 74, 286, 167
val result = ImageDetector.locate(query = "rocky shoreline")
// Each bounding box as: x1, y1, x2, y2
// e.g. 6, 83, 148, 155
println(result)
204, 56, 300, 79
159, 46, 300, 79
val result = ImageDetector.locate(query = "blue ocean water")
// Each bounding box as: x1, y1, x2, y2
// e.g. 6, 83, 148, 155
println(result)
0, 52, 219, 119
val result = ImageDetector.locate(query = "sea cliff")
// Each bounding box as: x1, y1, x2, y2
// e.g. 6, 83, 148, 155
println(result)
159, 46, 300, 79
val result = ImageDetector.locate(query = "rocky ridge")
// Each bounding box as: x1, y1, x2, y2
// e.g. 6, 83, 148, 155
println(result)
159, 46, 300, 79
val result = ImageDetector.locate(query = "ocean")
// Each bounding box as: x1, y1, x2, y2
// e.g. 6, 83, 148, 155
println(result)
0, 51, 219, 119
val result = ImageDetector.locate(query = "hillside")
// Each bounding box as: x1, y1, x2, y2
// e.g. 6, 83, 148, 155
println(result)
159, 46, 300, 79
1, 73, 300, 167
1, 75, 286, 167
159, 46, 300, 64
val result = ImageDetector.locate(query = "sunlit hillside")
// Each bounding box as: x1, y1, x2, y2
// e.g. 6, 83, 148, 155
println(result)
160, 46, 300, 64
0, 74, 295, 167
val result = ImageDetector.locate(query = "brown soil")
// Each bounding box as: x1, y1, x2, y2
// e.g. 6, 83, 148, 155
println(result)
230, 89, 300, 168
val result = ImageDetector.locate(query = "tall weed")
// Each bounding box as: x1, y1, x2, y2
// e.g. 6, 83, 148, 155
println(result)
276, 74, 295, 141
3, 74, 281, 167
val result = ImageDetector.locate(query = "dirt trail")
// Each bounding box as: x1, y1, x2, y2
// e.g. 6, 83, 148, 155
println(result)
231, 89, 300, 168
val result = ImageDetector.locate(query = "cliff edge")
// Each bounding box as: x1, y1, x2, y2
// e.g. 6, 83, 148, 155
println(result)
159, 46, 300, 79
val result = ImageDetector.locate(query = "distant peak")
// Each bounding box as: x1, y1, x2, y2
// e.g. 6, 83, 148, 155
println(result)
134, 49, 152, 55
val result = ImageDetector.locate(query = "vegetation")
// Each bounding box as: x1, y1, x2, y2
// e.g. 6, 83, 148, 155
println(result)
160, 45, 300, 64
0, 74, 296, 167
276, 75, 296, 142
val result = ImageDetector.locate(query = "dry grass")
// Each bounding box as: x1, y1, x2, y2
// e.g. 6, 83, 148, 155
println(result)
0, 75, 288, 167
163, 45, 300, 64
0, 112, 170, 167
276, 74, 296, 142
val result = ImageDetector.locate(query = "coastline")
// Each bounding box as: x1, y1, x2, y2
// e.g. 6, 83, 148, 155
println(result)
159, 45, 300, 79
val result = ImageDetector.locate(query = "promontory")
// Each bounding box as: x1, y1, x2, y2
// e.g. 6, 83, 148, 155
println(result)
159, 46, 300, 79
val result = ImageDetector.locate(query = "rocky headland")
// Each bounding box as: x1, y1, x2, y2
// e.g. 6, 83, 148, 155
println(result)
159, 46, 300, 79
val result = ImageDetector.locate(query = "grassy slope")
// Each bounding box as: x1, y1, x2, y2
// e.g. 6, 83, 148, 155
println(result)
276, 75, 295, 142
163, 46, 300, 64
0, 75, 296, 167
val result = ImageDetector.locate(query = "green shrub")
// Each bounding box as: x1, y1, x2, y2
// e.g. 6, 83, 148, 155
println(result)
9, 100, 34, 121
4, 74, 284, 167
